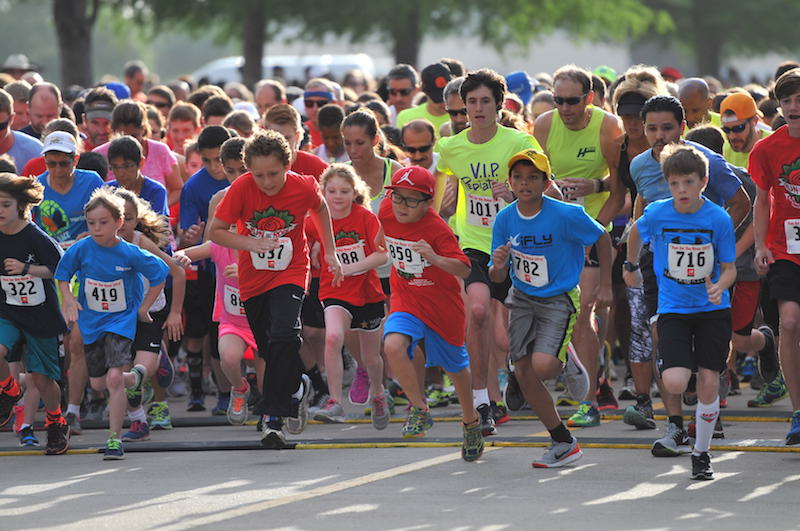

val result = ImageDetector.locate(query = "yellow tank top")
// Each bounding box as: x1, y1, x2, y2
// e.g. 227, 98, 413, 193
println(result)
546, 106, 609, 219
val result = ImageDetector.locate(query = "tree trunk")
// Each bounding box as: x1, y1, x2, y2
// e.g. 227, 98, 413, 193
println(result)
391, 6, 421, 68
52, 0, 96, 87
694, 35, 723, 79
241, 3, 266, 90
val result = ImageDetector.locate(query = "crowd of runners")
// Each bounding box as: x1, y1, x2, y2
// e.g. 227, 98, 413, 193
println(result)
0, 52, 799, 481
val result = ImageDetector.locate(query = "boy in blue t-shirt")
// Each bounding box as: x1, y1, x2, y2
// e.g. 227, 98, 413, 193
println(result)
489, 148, 612, 468
624, 144, 736, 481
56, 188, 169, 460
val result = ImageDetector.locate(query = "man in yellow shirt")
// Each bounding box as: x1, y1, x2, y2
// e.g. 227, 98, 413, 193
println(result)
396, 63, 452, 135
720, 92, 770, 168
679, 78, 722, 129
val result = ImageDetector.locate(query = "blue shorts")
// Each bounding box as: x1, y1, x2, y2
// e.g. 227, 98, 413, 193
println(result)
0, 317, 61, 381
384, 312, 469, 374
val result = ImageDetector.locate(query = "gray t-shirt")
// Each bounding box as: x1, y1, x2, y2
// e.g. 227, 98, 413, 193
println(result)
7, 131, 43, 171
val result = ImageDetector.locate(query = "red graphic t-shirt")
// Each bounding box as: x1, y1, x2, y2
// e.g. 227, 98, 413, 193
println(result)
378, 196, 469, 346
214, 171, 323, 300
749, 125, 800, 265
309, 204, 385, 306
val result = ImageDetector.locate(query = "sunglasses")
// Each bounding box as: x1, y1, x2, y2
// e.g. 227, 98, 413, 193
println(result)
447, 109, 467, 117
391, 192, 427, 208
147, 101, 169, 109
554, 95, 587, 106
389, 88, 414, 97
304, 99, 330, 108
721, 122, 748, 134
403, 144, 432, 154
45, 159, 74, 168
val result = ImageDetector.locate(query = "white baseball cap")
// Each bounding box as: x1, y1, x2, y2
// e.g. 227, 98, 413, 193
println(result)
41, 131, 77, 155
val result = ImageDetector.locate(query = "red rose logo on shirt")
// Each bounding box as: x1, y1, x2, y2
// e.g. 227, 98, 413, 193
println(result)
335, 230, 360, 246
248, 207, 296, 238
779, 159, 800, 208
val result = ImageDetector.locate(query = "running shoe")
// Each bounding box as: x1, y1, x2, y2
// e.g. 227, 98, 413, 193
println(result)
18, 426, 38, 447
532, 438, 583, 468
348, 367, 370, 405
687, 418, 725, 439
564, 343, 589, 402
371, 392, 390, 430
156, 348, 175, 388
286, 374, 312, 435
690, 451, 714, 480
651, 422, 691, 457
364, 393, 396, 417
401, 407, 433, 438
477, 403, 497, 436
148, 401, 173, 430
596, 379, 619, 411
308, 391, 330, 418
228, 384, 250, 426
167, 376, 188, 398
728, 368, 741, 395
426, 385, 450, 408
786, 410, 800, 446
756, 326, 779, 383
142, 380, 154, 406
103, 437, 124, 460
65, 412, 82, 436
740, 356, 756, 382
0, 389, 22, 427
462, 421, 485, 462
122, 420, 150, 442
12, 404, 24, 433
682, 392, 698, 406
314, 398, 345, 423
84, 398, 107, 422
261, 417, 288, 449
491, 401, 510, 425
747, 374, 788, 407
387, 379, 409, 406
504, 371, 527, 411
566, 401, 600, 428
126, 386, 142, 409
556, 395, 581, 407
187, 393, 205, 412
618, 377, 637, 401
623, 395, 656, 430
45, 420, 70, 455
212, 394, 230, 416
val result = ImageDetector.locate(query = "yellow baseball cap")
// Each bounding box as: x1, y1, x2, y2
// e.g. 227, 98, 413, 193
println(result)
508, 148, 552, 177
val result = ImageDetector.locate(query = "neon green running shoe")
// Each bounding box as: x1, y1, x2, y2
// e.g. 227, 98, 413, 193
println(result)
402, 406, 433, 438
566, 401, 600, 427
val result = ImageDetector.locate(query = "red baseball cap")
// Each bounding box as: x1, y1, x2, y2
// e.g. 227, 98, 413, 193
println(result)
385, 166, 435, 196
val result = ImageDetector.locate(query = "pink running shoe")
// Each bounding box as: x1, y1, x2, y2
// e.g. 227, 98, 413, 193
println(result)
348, 367, 370, 405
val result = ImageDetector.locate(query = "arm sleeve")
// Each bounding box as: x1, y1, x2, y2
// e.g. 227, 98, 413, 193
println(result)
708, 155, 742, 203
34, 230, 64, 274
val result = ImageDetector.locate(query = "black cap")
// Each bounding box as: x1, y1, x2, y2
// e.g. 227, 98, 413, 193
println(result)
616, 92, 647, 117
421, 63, 452, 103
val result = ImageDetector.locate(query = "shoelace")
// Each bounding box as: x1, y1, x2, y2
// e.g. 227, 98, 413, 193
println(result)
372, 396, 385, 416
231, 396, 246, 412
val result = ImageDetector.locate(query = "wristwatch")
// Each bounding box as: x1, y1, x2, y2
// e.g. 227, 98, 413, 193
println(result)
622, 260, 639, 272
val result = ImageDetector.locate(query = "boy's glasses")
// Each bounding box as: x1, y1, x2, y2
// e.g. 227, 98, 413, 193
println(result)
403, 144, 432, 154
389, 88, 413, 96
304, 99, 330, 108
110, 162, 138, 172
721, 122, 748, 134
391, 192, 427, 208
447, 109, 467, 117
554, 95, 587, 106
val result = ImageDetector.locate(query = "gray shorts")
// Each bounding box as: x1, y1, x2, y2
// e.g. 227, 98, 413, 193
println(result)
85, 332, 133, 378
506, 287, 579, 364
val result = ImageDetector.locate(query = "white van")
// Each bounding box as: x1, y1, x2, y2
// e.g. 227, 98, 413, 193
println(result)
191, 53, 377, 86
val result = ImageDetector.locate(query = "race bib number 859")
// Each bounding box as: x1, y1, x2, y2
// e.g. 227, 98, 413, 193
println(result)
385, 236, 426, 275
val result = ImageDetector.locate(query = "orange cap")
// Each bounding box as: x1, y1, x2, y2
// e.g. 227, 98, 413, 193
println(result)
720, 92, 762, 123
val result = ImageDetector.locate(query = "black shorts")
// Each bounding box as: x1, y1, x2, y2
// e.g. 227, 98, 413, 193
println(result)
132, 308, 168, 354
656, 309, 732, 374
301, 277, 325, 329
612, 242, 626, 286
183, 271, 215, 338
380, 276, 391, 295
322, 299, 385, 331
767, 259, 800, 304
463, 248, 511, 302
5, 338, 24, 363
640, 248, 659, 321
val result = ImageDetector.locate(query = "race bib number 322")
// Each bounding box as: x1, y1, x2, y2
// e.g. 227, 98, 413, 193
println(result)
1, 275, 45, 306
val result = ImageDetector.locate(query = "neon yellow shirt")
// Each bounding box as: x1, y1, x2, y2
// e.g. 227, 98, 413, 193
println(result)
436, 125, 540, 253
396, 103, 450, 137
723, 128, 770, 168
546, 106, 608, 219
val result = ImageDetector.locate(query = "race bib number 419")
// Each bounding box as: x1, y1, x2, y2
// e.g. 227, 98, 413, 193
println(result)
667, 243, 713, 284
85, 278, 126, 312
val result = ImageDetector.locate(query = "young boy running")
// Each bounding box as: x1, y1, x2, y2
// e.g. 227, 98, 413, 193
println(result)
56, 188, 169, 460
0, 172, 70, 455
625, 144, 737, 480
379, 166, 484, 462
209, 130, 342, 449
489, 149, 612, 467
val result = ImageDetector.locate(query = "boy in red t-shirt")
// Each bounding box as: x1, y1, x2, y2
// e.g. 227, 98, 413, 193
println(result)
209, 130, 342, 449
379, 166, 484, 462
751, 68, 800, 445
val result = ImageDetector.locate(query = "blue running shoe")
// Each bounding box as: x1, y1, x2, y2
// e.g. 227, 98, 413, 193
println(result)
156, 348, 174, 388
122, 420, 150, 442
18, 426, 39, 447
787, 410, 800, 446
103, 437, 124, 460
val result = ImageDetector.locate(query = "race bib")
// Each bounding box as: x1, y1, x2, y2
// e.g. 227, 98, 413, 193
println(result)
223, 284, 246, 316
784, 219, 800, 254
510, 250, 549, 288
466, 194, 503, 227
141, 275, 167, 313
336, 242, 367, 274
667, 243, 713, 284
385, 236, 426, 275
85, 278, 126, 312
250, 237, 293, 271
557, 182, 585, 206
1, 275, 45, 306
